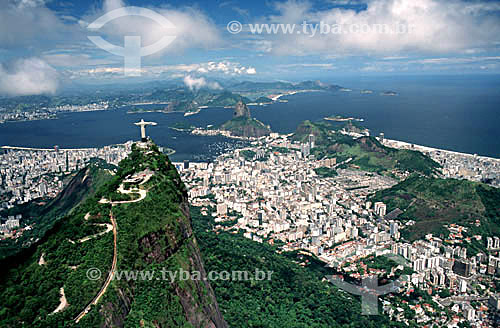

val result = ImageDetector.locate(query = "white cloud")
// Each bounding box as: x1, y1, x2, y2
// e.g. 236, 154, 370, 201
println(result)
329, 0, 364, 5
279, 63, 336, 69
254, 0, 500, 56
360, 65, 394, 72
15, 0, 46, 9
69, 61, 257, 79
408, 56, 500, 65
248, 40, 274, 53
0, 0, 65, 47
156, 61, 256, 76
183, 75, 222, 90
103, 0, 127, 12
0, 58, 59, 96
199, 61, 257, 75
0, 0, 223, 69
82, 0, 223, 58
381, 56, 408, 60
232, 7, 251, 18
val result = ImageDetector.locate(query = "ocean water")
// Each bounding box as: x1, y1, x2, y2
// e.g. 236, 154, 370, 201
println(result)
0, 75, 499, 159
0, 106, 244, 162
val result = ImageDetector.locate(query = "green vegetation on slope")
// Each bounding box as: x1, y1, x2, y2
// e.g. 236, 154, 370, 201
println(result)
0, 144, 226, 328
240, 149, 256, 161
207, 91, 251, 107
192, 206, 410, 328
220, 116, 271, 138
293, 120, 440, 177
149, 88, 251, 112
314, 167, 338, 178
82, 144, 225, 328
252, 96, 273, 103
371, 175, 500, 244
228, 80, 342, 94
0, 159, 114, 260
0, 197, 114, 327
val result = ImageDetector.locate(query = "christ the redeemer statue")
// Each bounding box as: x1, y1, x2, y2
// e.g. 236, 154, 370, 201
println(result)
134, 119, 157, 142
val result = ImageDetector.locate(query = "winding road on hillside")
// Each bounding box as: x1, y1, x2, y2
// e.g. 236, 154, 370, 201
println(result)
74, 211, 117, 323
74, 175, 151, 323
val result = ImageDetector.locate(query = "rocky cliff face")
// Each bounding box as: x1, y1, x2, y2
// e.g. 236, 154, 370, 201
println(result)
221, 101, 271, 138
95, 144, 228, 328
101, 194, 227, 328
233, 100, 251, 118
221, 119, 271, 138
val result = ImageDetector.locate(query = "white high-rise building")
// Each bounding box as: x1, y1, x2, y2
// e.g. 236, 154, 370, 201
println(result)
460, 280, 467, 293
487, 237, 494, 249
5, 219, 19, 230
374, 202, 387, 217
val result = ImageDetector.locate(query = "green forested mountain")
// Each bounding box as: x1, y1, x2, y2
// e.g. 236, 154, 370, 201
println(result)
0, 143, 227, 328
371, 175, 500, 246
0, 159, 114, 260
220, 116, 272, 138
293, 120, 440, 177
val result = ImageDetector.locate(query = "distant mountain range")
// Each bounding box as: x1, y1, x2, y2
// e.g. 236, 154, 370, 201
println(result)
0, 80, 344, 113
145, 80, 344, 113
226, 80, 342, 93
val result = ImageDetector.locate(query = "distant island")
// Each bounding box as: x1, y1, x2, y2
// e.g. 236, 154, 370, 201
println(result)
324, 115, 364, 122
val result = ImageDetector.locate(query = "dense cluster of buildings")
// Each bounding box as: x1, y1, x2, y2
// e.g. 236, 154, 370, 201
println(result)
180, 133, 500, 327
388, 231, 500, 325
182, 133, 396, 247
0, 109, 56, 123
1, 125, 499, 325
46, 101, 109, 113
0, 214, 21, 233
0, 142, 132, 207
0, 214, 30, 240
0, 101, 110, 123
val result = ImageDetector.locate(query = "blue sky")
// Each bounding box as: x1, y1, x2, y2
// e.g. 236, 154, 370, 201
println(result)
0, 0, 500, 96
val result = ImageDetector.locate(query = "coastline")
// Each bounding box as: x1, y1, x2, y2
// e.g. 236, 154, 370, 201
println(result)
268, 89, 324, 101
340, 130, 500, 161
324, 116, 364, 122
381, 138, 500, 162
191, 127, 262, 141
3, 134, 498, 162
